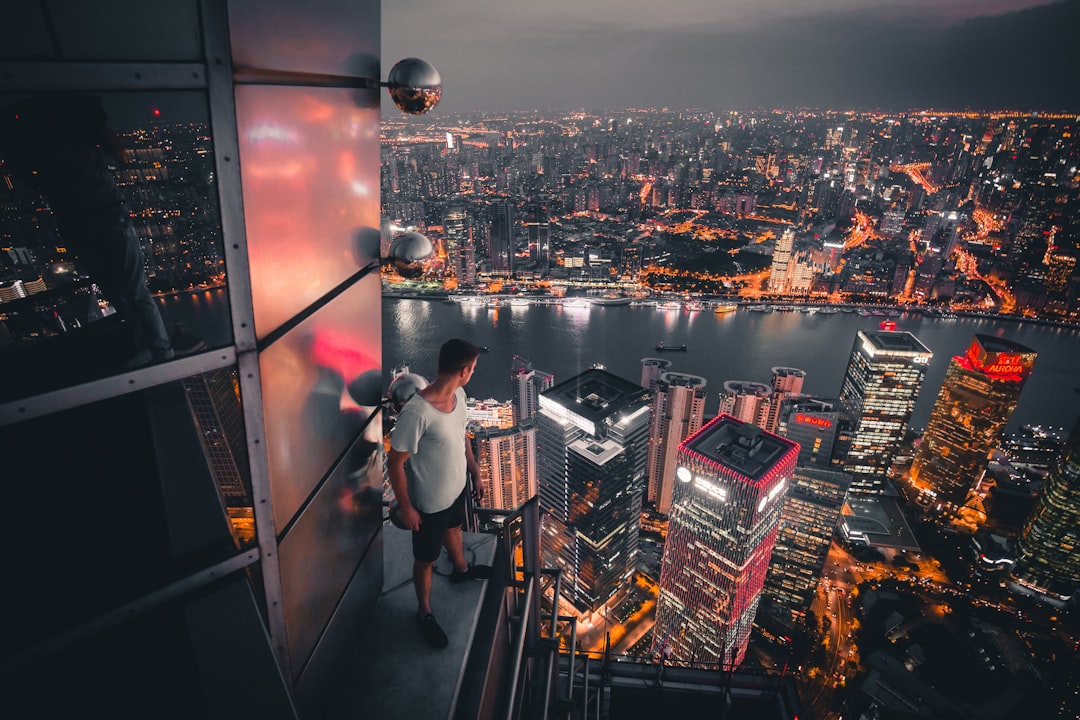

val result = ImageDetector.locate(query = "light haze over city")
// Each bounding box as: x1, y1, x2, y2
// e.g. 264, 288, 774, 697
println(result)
385, 0, 1079, 113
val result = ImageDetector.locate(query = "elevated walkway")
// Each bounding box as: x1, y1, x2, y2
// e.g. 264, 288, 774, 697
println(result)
330, 526, 498, 720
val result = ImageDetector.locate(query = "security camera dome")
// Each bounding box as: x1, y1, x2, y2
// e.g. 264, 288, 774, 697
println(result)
387, 58, 442, 115
387, 231, 434, 279
388, 372, 429, 411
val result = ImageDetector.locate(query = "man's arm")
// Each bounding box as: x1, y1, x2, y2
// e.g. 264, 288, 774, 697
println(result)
387, 448, 421, 531
464, 435, 483, 502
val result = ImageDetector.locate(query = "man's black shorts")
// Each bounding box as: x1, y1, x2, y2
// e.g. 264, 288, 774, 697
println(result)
412, 488, 467, 563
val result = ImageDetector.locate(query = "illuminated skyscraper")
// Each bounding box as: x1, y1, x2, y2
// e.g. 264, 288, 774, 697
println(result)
183, 368, 255, 545
767, 227, 795, 294
646, 372, 707, 515
442, 202, 469, 285
489, 198, 513, 275
763, 467, 850, 622
719, 380, 773, 429
1011, 417, 1080, 603
523, 200, 550, 272
511, 355, 554, 423
652, 416, 799, 666
768, 366, 805, 432
909, 335, 1037, 511
536, 369, 651, 612
472, 420, 537, 512
777, 396, 849, 470
839, 330, 932, 496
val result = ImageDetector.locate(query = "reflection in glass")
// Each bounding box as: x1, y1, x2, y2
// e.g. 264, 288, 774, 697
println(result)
235, 85, 380, 338
260, 271, 381, 530
278, 422, 384, 672
0, 91, 229, 400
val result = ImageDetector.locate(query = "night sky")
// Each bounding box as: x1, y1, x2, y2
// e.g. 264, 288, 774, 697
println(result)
383, 0, 1079, 114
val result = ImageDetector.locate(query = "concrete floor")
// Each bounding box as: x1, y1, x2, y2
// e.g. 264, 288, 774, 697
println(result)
329, 526, 497, 720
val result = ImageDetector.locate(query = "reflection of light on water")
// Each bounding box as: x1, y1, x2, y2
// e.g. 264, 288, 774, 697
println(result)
491, 308, 500, 326
413, 300, 431, 321
662, 312, 676, 332
563, 302, 591, 332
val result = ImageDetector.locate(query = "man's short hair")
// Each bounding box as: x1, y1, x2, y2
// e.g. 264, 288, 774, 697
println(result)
438, 338, 480, 375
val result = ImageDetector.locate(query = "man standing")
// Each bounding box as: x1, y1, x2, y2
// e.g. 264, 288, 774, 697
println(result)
388, 338, 492, 649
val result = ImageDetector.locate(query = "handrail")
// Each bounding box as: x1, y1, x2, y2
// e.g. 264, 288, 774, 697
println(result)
504, 574, 535, 720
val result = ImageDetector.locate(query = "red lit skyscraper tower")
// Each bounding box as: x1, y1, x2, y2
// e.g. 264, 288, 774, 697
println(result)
909, 335, 1036, 513
652, 415, 799, 666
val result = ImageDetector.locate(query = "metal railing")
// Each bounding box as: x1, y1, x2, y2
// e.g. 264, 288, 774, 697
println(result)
472, 497, 589, 720
391, 492, 813, 720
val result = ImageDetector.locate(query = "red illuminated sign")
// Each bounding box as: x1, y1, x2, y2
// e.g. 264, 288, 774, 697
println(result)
964, 347, 1030, 379
982, 364, 1026, 376
794, 414, 832, 429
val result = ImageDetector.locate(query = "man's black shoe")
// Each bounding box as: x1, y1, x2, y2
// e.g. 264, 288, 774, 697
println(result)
449, 564, 493, 583
416, 612, 449, 649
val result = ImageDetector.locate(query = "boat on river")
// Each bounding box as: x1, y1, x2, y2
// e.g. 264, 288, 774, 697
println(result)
656, 341, 688, 352
591, 296, 632, 306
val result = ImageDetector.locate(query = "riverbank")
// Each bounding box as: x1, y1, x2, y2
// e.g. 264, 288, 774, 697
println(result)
381, 288, 1080, 332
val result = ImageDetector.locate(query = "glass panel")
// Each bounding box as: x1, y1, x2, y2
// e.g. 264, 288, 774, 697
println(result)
43, 0, 203, 62
260, 270, 381, 529
279, 418, 383, 676
5, 571, 296, 719
0, 90, 231, 401
0, 367, 255, 654
234, 84, 380, 339
0, 1, 56, 60
228, 0, 379, 77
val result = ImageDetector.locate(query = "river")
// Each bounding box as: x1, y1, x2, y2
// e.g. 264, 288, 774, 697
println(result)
383, 299, 1080, 434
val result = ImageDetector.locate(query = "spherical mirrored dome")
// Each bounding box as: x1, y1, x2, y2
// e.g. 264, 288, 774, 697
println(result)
388, 231, 433, 263
387, 58, 442, 115
389, 372, 429, 411
387, 231, 434, 278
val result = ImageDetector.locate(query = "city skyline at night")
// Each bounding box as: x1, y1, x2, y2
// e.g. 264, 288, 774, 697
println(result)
7, 1, 1080, 718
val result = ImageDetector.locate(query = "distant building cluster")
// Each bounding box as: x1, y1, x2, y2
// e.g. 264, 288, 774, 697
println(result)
380, 109, 1080, 320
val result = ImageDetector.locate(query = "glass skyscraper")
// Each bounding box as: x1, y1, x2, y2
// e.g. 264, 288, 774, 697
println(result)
839, 330, 932, 496
536, 368, 651, 612
909, 334, 1037, 511
1011, 416, 1080, 603
652, 415, 799, 666
489, 198, 513, 275
763, 466, 851, 621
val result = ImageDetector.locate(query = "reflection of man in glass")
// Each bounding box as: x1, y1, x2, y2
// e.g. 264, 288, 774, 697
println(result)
0, 93, 172, 367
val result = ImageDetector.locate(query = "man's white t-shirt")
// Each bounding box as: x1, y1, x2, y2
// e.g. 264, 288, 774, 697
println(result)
390, 386, 468, 514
